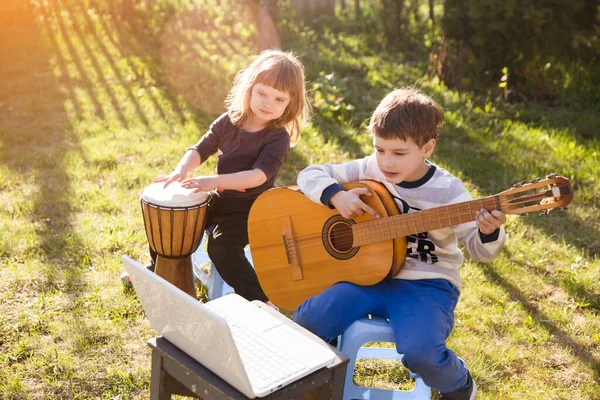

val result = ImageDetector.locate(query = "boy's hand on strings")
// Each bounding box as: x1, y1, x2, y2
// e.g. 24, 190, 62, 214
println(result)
330, 188, 380, 220
154, 170, 187, 188
475, 209, 507, 235
181, 176, 219, 193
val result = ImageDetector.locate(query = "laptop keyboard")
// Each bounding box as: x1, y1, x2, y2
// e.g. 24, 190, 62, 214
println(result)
206, 303, 310, 390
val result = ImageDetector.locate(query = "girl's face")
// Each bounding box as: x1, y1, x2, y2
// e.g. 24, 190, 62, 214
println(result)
249, 83, 290, 126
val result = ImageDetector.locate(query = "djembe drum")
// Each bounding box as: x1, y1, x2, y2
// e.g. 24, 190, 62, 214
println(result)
140, 182, 210, 298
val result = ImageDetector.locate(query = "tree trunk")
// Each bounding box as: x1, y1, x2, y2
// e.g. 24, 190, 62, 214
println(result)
452, 42, 469, 90
121, 0, 133, 20
262, 0, 278, 24
255, 0, 280, 52
322, 0, 335, 16
395, 0, 403, 36
380, 0, 390, 36
291, 0, 303, 20
429, 0, 434, 23
290, 0, 336, 23
354, 0, 361, 17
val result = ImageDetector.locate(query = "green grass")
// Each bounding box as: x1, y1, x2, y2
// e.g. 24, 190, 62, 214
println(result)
1, 0, 599, 399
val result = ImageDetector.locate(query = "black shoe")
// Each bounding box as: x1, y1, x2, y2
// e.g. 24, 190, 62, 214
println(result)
146, 261, 155, 273
440, 378, 477, 400
326, 336, 338, 347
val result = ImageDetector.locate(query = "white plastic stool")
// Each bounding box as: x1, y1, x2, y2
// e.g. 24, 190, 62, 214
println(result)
337, 316, 431, 400
192, 233, 253, 300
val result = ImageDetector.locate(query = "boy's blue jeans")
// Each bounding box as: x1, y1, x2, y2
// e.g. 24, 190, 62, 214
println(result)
293, 278, 469, 393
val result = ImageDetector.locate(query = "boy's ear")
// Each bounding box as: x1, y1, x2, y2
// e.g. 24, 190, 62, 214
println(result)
422, 139, 436, 157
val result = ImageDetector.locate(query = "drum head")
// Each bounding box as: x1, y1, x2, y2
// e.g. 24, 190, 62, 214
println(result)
141, 182, 208, 207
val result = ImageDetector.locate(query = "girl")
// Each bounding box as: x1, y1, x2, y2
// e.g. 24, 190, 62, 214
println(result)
127, 50, 309, 306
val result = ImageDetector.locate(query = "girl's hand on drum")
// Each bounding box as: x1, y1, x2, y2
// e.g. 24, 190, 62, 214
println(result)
154, 171, 187, 188
181, 176, 218, 192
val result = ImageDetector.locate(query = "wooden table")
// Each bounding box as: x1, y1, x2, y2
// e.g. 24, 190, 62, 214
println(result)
147, 336, 348, 400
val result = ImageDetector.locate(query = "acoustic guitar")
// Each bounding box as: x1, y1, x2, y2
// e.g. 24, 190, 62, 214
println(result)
248, 175, 573, 311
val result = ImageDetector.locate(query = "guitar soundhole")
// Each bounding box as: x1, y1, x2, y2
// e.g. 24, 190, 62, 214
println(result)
330, 222, 353, 251
322, 216, 359, 260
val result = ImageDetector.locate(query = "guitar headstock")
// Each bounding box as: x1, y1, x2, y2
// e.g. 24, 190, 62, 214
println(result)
499, 174, 573, 215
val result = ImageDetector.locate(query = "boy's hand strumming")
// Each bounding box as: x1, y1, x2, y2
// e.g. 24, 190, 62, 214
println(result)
476, 209, 507, 235
330, 188, 380, 220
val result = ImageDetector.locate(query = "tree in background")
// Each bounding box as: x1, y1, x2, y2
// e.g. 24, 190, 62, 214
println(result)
291, 0, 335, 23
440, 0, 599, 103
256, 0, 281, 51
380, 0, 404, 38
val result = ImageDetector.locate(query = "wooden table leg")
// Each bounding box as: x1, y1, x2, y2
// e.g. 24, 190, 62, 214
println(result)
329, 359, 347, 400
150, 349, 172, 400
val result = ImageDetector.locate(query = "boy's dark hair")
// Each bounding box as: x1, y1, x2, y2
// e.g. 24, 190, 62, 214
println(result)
368, 88, 444, 147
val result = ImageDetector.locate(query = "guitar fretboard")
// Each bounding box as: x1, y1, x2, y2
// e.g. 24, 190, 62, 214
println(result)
352, 196, 500, 247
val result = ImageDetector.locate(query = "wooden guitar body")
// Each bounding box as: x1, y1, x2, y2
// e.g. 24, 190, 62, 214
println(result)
248, 181, 406, 311
248, 175, 572, 311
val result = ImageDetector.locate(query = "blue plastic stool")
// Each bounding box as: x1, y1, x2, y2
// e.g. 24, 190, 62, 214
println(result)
192, 232, 253, 300
337, 316, 431, 400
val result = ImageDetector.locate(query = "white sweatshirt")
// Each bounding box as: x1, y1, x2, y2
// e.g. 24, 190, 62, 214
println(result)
297, 154, 506, 288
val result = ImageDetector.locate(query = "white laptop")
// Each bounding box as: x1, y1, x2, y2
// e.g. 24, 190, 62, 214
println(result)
122, 255, 336, 398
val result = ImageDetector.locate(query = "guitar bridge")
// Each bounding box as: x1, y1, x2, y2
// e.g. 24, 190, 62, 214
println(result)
281, 216, 303, 281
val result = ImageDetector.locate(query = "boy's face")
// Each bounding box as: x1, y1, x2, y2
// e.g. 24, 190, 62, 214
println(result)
249, 83, 290, 125
373, 135, 435, 184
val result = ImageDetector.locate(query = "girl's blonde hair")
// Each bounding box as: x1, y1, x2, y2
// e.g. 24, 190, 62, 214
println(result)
226, 50, 310, 146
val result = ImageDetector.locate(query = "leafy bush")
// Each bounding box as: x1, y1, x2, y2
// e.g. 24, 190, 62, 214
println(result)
441, 0, 599, 105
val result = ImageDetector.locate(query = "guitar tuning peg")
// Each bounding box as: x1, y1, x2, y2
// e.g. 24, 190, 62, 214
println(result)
530, 176, 541, 183
539, 209, 549, 216
520, 213, 529, 217
546, 173, 559, 179
512, 181, 527, 188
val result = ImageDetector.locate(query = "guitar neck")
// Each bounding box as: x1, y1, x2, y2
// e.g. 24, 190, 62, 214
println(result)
352, 195, 500, 247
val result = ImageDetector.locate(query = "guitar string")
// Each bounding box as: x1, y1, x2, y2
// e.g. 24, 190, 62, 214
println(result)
282, 186, 556, 246
277, 192, 551, 252
296, 197, 500, 247
287, 202, 488, 251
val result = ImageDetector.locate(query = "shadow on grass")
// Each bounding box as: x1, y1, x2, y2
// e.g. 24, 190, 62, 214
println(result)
0, 1, 88, 292
97, 0, 191, 127
478, 261, 600, 381
506, 251, 600, 312
50, 0, 132, 129
507, 103, 600, 143
103, 0, 258, 119
58, 0, 153, 130
433, 120, 600, 258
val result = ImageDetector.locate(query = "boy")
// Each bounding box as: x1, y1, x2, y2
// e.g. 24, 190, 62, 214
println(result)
294, 88, 507, 399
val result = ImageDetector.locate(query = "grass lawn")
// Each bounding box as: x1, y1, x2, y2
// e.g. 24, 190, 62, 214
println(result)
0, 0, 598, 399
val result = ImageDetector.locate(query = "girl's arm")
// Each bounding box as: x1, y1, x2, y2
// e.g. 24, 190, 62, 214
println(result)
155, 114, 225, 187
181, 168, 268, 192
154, 149, 202, 187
